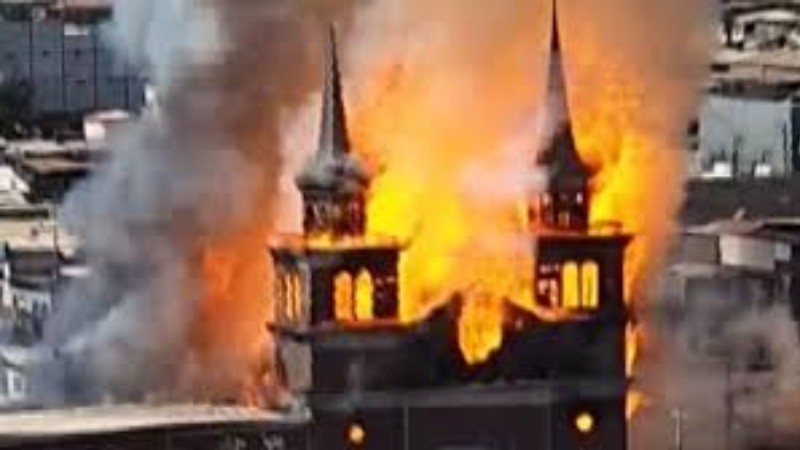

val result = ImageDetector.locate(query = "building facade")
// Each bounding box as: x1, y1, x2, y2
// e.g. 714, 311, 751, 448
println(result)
269, 4, 630, 449
0, 0, 145, 118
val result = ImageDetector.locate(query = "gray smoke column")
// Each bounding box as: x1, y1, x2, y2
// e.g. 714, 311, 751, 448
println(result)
36, 0, 350, 404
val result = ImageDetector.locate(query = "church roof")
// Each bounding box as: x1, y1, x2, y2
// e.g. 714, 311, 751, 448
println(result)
296, 26, 370, 194
538, 1, 592, 189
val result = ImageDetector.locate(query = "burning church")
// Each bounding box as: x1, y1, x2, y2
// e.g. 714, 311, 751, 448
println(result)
0, 3, 636, 450
268, 2, 631, 449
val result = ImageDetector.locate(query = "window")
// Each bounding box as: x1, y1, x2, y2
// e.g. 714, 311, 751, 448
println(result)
558, 211, 571, 228
291, 273, 303, 319
354, 269, 374, 321
581, 261, 600, 309
334, 269, 374, 322
282, 272, 302, 322
10, 371, 24, 396
540, 260, 602, 310
562, 262, 580, 309
334, 271, 354, 321
559, 259, 601, 311
537, 278, 560, 307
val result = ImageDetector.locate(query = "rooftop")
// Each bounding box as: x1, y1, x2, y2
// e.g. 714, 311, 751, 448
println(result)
17, 157, 92, 177
683, 176, 800, 225
0, 404, 307, 440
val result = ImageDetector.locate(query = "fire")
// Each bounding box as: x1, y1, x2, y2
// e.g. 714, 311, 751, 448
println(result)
341, 0, 694, 373
626, 322, 641, 378
185, 221, 271, 402
457, 292, 505, 365
349, 55, 542, 363
626, 390, 646, 420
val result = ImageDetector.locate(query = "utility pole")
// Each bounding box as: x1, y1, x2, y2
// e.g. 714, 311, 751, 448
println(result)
671, 408, 685, 450
724, 356, 734, 450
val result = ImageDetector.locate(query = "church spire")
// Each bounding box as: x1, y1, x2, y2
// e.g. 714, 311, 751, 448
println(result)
296, 25, 370, 195
318, 24, 351, 160
531, 0, 592, 231
295, 25, 370, 238
539, 0, 587, 180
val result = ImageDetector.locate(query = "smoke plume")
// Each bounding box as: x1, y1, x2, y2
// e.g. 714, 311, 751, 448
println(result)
37, 0, 350, 404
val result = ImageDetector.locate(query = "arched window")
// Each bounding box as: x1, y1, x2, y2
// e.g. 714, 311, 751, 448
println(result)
290, 273, 303, 320
581, 261, 600, 309
334, 271, 354, 321
274, 268, 286, 319
557, 260, 602, 311
562, 262, 580, 309
354, 269, 374, 321
282, 273, 294, 320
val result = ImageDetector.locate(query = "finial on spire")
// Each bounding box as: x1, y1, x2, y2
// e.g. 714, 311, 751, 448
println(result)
551, 0, 561, 52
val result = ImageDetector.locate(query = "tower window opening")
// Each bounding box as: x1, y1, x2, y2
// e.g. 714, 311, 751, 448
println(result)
334, 271, 354, 321
537, 277, 561, 307
274, 268, 286, 319
581, 261, 599, 309
354, 269, 374, 321
288, 272, 303, 320
283, 273, 294, 320
562, 262, 580, 309
558, 260, 601, 311
558, 211, 571, 228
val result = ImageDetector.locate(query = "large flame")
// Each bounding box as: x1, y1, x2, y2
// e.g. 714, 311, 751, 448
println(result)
347, 1, 680, 369
346, 2, 550, 366
283, 0, 702, 400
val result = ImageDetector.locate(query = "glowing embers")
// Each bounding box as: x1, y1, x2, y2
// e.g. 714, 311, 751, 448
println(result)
536, 260, 600, 311
334, 269, 375, 322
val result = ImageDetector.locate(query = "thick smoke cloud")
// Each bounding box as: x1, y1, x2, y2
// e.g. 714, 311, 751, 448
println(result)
37, 0, 350, 404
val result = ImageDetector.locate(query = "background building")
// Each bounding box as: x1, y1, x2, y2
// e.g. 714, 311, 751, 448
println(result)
0, 0, 145, 120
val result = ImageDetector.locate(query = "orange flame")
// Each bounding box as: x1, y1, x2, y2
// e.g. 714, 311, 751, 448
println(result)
341, 0, 695, 372
185, 223, 271, 402
458, 293, 505, 365
626, 390, 647, 421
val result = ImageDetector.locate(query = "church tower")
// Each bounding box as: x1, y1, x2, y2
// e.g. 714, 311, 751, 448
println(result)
531, 2, 630, 320
267, 12, 633, 450
529, 2, 591, 231
269, 27, 401, 333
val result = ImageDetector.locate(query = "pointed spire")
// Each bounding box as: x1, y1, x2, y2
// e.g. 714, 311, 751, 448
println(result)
296, 24, 370, 194
551, 0, 562, 53
318, 24, 351, 159
539, 0, 590, 184
530, 0, 592, 232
